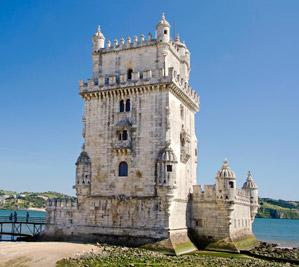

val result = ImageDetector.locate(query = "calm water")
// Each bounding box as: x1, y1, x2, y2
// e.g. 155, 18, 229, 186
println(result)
253, 218, 299, 248
0, 210, 298, 247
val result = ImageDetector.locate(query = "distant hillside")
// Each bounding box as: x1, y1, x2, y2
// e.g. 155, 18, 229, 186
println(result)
257, 198, 299, 219
0, 189, 73, 210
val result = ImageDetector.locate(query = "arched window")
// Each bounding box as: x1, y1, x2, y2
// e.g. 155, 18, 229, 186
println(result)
119, 100, 124, 112
119, 161, 128, 177
125, 99, 130, 112
122, 130, 128, 140
127, 69, 133, 80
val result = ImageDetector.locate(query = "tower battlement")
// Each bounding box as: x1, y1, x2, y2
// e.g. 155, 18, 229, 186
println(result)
80, 67, 199, 110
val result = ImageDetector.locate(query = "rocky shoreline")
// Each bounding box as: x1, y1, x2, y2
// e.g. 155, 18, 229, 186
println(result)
249, 242, 299, 261
57, 242, 299, 267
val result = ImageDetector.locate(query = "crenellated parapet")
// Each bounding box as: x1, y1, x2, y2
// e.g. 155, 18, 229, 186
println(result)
47, 198, 78, 209
94, 33, 156, 53
193, 184, 216, 202
79, 67, 199, 110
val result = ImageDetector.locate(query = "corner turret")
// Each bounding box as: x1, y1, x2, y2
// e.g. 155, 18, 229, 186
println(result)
92, 25, 105, 51
156, 144, 177, 188
242, 171, 259, 220
156, 13, 170, 43
216, 160, 236, 202
75, 148, 91, 198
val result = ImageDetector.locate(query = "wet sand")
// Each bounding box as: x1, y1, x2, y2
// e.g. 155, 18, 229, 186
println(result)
0, 242, 101, 267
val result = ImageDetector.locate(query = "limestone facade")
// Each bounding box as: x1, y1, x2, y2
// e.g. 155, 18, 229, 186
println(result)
45, 15, 259, 254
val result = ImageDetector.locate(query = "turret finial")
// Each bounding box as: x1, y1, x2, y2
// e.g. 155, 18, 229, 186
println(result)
223, 158, 229, 167
247, 171, 253, 180
162, 12, 165, 20
97, 25, 101, 32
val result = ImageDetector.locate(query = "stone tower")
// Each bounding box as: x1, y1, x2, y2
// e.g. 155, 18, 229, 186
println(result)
46, 15, 259, 254
46, 14, 199, 255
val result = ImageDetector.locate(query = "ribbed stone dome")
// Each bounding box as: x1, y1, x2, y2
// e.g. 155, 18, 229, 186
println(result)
216, 160, 236, 179
76, 151, 91, 165
158, 146, 177, 163
156, 13, 170, 28
242, 171, 258, 189
94, 25, 105, 39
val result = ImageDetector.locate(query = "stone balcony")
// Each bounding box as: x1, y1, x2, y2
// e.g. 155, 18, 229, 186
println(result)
112, 140, 132, 155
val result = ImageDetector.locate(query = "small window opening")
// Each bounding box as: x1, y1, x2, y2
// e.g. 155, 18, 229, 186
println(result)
119, 100, 125, 112
127, 69, 133, 80
125, 99, 130, 112
195, 219, 202, 227
164, 30, 168, 34
229, 181, 234, 188
195, 148, 197, 156
140, 72, 143, 79
180, 105, 184, 119
122, 130, 128, 140
167, 165, 172, 172
105, 77, 109, 85
118, 132, 122, 140
119, 161, 128, 177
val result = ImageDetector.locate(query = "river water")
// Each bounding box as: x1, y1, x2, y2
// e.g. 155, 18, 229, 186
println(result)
0, 210, 298, 247
253, 218, 299, 248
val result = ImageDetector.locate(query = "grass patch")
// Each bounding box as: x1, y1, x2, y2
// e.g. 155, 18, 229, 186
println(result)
56, 244, 286, 267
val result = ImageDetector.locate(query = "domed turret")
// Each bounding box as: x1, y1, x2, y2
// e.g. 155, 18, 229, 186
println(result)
243, 171, 259, 219
216, 160, 236, 202
156, 145, 177, 186
242, 171, 257, 189
76, 151, 91, 165
217, 160, 236, 179
92, 25, 105, 51
75, 149, 91, 198
156, 13, 170, 43
158, 146, 177, 162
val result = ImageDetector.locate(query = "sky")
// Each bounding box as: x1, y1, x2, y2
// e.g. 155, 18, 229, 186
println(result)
0, 0, 298, 200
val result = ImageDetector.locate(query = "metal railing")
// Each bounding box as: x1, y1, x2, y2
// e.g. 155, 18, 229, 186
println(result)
0, 215, 45, 224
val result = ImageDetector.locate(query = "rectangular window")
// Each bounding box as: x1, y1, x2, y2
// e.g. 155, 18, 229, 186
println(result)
166, 165, 172, 172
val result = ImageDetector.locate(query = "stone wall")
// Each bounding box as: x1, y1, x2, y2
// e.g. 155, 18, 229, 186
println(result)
46, 196, 170, 241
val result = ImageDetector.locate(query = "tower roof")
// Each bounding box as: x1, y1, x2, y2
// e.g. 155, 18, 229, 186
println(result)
216, 159, 236, 179
156, 13, 170, 28
76, 151, 91, 165
158, 145, 177, 163
242, 171, 258, 189
94, 25, 105, 39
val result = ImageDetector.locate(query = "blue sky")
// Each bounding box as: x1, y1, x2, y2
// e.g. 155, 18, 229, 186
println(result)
0, 0, 298, 200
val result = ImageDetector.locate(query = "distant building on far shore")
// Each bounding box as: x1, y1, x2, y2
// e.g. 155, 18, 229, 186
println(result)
44, 14, 259, 255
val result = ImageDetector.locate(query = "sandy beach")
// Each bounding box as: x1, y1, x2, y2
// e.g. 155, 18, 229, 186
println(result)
0, 242, 101, 267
